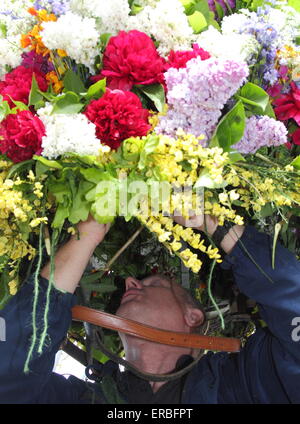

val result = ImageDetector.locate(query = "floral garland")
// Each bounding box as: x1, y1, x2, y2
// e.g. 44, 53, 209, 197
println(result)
0, 0, 299, 367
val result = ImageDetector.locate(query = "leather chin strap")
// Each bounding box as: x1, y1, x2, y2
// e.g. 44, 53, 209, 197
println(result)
72, 305, 240, 353
72, 305, 241, 382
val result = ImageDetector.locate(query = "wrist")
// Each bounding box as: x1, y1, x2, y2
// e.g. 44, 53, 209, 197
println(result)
220, 225, 245, 254
71, 230, 103, 249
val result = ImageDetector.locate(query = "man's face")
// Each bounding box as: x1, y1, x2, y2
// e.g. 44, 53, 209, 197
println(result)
116, 275, 188, 333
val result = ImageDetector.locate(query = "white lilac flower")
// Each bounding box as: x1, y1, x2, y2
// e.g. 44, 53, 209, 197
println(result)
70, 0, 130, 35
157, 57, 249, 142
38, 104, 105, 159
0, 0, 34, 19
0, 1, 35, 77
0, 36, 23, 77
40, 12, 99, 71
196, 26, 259, 64
262, 5, 300, 46
126, 0, 194, 57
232, 115, 288, 154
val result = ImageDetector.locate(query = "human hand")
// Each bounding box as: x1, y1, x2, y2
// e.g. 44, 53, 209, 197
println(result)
75, 214, 111, 246
173, 214, 218, 236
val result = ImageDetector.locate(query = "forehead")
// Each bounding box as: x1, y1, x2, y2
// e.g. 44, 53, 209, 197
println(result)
141, 274, 172, 286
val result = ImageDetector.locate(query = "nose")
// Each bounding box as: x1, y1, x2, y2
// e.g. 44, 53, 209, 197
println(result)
125, 277, 143, 291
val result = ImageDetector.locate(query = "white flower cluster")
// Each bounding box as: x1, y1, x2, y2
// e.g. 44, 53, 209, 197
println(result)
70, 0, 130, 35
0, 0, 35, 77
0, 37, 23, 77
221, 6, 300, 48
196, 26, 259, 64
38, 104, 105, 159
40, 12, 99, 71
0, 0, 34, 19
127, 0, 194, 57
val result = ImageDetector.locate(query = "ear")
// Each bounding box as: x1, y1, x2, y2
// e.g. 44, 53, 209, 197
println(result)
183, 306, 205, 329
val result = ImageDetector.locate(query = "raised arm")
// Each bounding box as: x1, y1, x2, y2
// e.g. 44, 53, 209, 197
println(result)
0, 216, 110, 404
41, 216, 110, 293
176, 215, 300, 403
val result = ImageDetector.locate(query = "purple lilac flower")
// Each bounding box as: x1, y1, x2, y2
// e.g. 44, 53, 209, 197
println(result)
34, 0, 70, 16
157, 57, 249, 143
207, 0, 235, 13
237, 11, 279, 87
21, 51, 54, 75
232, 115, 288, 154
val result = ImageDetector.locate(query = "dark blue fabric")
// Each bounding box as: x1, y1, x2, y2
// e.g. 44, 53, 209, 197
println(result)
0, 226, 299, 404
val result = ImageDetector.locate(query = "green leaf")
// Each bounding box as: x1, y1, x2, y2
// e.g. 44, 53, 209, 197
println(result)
264, 101, 276, 119
29, 75, 43, 107
81, 168, 105, 184
35, 161, 51, 178
86, 79, 106, 100
288, 0, 300, 12
214, 0, 224, 19
238, 82, 269, 114
11, 100, 29, 112
63, 70, 85, 94
100, 33, 112, 48
188, 10, 207, 33
0, 23, 7, 38
0, 98, 11, 122
259, 203, 275, 219
210, 100, 246, 151
69, 181, 94, 224
135, 84, 166, 112
138, 135, 159, 170
7, 160, 34, 178
52, 202, 69, 229
291, 155, 300, 170
52, 92, 83, 114
228, 151, 245, 164
34, 155, 63, 169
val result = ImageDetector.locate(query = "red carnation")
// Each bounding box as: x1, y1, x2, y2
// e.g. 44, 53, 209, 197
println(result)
165, 44, 211, 70
84, 89, 151, 150
291, 127, 300, 146
273, 82, 300, 126
0, 110, 45, 163
95, 30, 166, 91
0, 66, 48, 108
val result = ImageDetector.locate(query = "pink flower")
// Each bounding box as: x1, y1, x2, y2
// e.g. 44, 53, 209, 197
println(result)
0, 66, 48, 108
0, 110, 45, 163
274, 82, 300, 125
165, 44, 210, 70
93, 30, 166, 91
84, 89, 151, 150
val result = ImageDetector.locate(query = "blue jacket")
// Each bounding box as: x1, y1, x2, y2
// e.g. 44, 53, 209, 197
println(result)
0, 226, 299, 404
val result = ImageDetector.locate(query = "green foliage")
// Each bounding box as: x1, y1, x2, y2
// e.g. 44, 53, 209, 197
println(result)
29, 75, 44, 108
63, 69, 86, 94
52, 92, 84, 114
288, 0, 300, 12
134, 84, 166, 112
182, 0, 220, 32
236, 82, 275, 118
291, 155, 300, 170
85, 78, 106, 101
0, 96, 11, 121
210, 100, 246, 151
